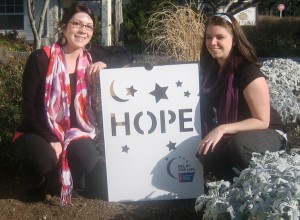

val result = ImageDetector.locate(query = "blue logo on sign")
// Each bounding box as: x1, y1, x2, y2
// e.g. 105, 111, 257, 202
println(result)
179, 172, 195, 182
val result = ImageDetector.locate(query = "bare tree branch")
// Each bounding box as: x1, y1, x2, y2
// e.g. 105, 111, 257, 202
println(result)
26, 0, 38, 45
38, 0, 50, 41
219, 0, 238, 13
198, 0, 262, 14
228, 0, 262, 14
26, 0, 51, 49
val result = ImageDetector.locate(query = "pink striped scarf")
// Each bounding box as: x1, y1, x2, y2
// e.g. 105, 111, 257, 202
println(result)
44, 44, 96, 205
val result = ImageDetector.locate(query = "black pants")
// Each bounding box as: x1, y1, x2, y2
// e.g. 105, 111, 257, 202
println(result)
12, 133, 107, 199
197, 129, 286, 182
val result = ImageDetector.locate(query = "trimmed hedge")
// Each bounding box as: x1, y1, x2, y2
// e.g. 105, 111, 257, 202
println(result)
243, 16, 300, 57
0, 49, 24, 167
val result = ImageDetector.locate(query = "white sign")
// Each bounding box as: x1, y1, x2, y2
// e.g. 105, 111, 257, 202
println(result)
234, 7, 257, 26
100, 63, 204, 202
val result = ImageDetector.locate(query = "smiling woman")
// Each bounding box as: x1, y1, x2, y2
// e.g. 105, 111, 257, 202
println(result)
205, 24, 234, 67
196, 13, 287, 183
11, 3, 108, 205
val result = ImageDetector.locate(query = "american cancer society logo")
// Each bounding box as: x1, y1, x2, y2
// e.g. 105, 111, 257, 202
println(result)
166, 156, 195, 183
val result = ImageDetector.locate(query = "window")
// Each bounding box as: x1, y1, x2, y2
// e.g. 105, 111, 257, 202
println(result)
0, 0, 24, 30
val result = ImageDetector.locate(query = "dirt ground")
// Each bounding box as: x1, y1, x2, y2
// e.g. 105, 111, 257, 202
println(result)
0, 125, 299, 220
0, 171, 198, 220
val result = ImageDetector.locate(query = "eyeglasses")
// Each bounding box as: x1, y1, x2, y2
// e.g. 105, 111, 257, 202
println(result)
68, 21, 94, 32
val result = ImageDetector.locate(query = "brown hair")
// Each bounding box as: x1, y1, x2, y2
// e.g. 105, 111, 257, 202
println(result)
57, 3, 95, 46
200, 13, 260, 83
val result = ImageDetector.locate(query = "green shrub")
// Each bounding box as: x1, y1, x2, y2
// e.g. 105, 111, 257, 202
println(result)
243, 16, 300, 57
0, 49, 24, 167
0, 30, 33, 52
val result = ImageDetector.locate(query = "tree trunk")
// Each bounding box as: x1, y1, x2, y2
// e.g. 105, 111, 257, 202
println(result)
114, 0, 124, 46
26, 0, 50, 50
102, 0, 112, 46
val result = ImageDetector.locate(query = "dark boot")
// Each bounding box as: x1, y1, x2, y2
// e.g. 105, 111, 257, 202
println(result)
45, 166, 61, 196
84, 160, 108, 200
23, 170, 47, 202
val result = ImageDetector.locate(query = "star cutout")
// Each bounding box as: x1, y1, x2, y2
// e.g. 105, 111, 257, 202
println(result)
122, 145, 130, 153
166, 141, 176, 151
126, 86, 137, 97
184, 91, 191, 97
149, 83, 168, 103
176, 80, 183, 87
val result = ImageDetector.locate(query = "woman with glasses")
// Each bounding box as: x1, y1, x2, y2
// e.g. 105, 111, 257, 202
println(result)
12, 3, 107, 204
197, 13, 287, 183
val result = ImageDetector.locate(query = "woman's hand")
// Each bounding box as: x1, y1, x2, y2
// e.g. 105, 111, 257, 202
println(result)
198, 77, 271, 156
50, 142, 63, 161
198, 125, 225, 155
86, 61, 107, 84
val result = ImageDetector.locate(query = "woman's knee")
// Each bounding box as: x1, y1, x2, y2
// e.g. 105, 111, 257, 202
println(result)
13, 133, 57, 173
227, 133, 254, 169
67, 138, 99, 172
227, 130, 283, 169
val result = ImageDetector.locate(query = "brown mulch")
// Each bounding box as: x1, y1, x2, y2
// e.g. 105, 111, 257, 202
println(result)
0, 125, 299, 220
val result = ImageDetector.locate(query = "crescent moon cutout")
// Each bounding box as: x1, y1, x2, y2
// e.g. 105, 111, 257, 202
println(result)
110, 80, 129, 102
167, 158, 177, 179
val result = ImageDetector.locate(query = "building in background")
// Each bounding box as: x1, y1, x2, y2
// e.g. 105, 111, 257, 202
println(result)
0, 0, 78, 45
234, 7, 257, 26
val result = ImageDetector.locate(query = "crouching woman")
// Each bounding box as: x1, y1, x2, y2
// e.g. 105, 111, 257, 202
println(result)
197, 13, 287, 182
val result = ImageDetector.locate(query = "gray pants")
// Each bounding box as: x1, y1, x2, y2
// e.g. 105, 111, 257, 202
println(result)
197, 129, 286, 181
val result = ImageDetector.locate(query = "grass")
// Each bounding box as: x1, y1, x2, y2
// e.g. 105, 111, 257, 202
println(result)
145, 3, 206, 62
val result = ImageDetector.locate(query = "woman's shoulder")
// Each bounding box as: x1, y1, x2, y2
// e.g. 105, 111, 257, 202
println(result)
26, 48, 50, 65
24, 48, 50, 76
237, 62, 265, 89
29, 48, 48, 58
240, 62, 262, 74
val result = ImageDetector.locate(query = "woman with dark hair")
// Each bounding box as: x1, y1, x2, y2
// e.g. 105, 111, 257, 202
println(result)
13, 3, 107, 204
197, 13, 287, 181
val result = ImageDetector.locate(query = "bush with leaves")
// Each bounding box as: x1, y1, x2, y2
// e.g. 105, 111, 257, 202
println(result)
0, 49, 24, 167
243, 16, 300, 57
123, 0, 178, 52
261, 58, 300, 124
0, 31, 33, 52
195, 151, 300, 219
